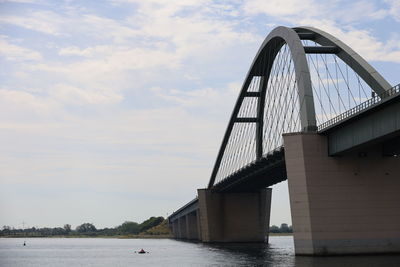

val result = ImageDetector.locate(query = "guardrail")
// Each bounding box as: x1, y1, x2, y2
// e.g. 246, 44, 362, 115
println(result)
318, 84, 400, 131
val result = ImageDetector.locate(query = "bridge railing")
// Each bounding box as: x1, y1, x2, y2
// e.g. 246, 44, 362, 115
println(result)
318, 84, 400, 131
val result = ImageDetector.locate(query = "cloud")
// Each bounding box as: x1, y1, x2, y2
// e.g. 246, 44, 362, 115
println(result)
50, 84, 123, 105
116, 0, 259, 61
58, 46, 111, 57
0, 9, 139, 42
58, 46, 181, 70
299, 19, 400, 63
243, 0, 387, 22
386, 0, 400, 21
0, 37, 42, 61
0, 83, 122, 121
242, 0, 400, 63
12, 1, 260, 116
0, 102, 224, 186
112, 0, 211, 15
78, 14, 139, 43
0, 0, 37, 3
0, 11, 63, 35
152, 81, 240, 109
243, 0, 318, 16
0, 88, 58, 116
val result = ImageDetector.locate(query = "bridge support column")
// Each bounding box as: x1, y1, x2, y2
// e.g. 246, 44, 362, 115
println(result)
284, 132, 400, 255
196, 210, 202, 239
178, 216, 187, 239
186, 211, 199, 240
169, 211, 200, 240
171, 219, 179, 238
197, 188, 271, 242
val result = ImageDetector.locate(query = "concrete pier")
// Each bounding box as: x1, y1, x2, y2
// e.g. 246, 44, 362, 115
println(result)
179, 216, 186, 239
186, 211, 199, 240
284, 132, 400, 255
197, 188, 272, 242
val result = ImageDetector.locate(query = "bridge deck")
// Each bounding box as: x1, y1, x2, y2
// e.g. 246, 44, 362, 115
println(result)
168, 198, 198, 222
212, 146, 286, 192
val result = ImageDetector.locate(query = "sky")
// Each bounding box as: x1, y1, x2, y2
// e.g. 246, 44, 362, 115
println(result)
1, 0, 400, 229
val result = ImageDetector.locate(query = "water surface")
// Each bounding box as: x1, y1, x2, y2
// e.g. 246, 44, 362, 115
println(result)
1, 237, 399, 266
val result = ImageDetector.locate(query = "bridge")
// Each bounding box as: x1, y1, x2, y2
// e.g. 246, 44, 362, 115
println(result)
168, 26, 400, 255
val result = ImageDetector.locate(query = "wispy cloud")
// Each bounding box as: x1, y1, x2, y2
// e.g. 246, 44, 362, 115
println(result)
242, 0, 400, 63
0, 37, 42, 61
385, 0, 400, 21
0, 11, 63, 35
243, 0, 320, 17
152, 82, 240, 108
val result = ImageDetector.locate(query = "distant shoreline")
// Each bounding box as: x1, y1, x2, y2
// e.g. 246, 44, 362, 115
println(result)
0, 234, 172, 239
269, 233, 293, 236
1, 233, 292, 239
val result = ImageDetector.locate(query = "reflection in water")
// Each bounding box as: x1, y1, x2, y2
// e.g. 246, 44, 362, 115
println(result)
295, 254, 400, 267
202, 238, 400, 267
203, 238, 295, 266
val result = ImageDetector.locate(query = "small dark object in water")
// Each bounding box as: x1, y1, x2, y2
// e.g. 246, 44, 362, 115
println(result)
136, 248, 147, 254
23, 241, 26, 246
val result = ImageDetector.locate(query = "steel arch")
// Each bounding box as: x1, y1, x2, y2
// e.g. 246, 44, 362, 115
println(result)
207, 26, 392, 188
294, 26, 392, 94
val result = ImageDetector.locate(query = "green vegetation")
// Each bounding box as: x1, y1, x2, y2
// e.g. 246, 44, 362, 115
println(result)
139, 216, 164, 233
1, 219, 292, 238
269, 223, 293, 234
140, 219, 170, 236
119, 221, 140, 234
0, 217, 171, 238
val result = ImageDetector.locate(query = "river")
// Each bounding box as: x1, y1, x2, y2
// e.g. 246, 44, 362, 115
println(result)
1, 236, 400, 266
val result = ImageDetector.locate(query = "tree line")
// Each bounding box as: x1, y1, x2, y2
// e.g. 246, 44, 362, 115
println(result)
1, 216, 167, 237
269, 223, 293, 233
1, 220, 293, 237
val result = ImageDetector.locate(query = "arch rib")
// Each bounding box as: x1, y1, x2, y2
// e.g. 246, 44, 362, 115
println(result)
294, 26, 392, 94
207, 26, 393, 188
208, 26, 316, 188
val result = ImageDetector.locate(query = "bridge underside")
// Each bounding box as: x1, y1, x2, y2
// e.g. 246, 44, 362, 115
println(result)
212, 148, 286, 193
